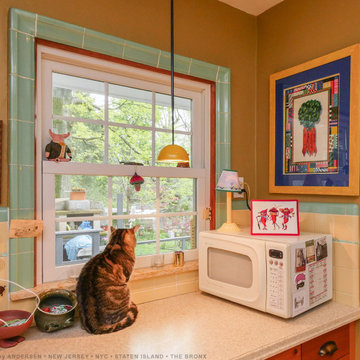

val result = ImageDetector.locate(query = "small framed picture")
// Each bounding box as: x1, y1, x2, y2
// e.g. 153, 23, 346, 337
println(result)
251, 199, 299, 235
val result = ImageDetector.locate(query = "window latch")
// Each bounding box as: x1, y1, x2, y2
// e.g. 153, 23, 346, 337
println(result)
203, 208, 212, 221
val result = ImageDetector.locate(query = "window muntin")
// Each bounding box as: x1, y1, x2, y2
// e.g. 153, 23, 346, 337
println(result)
38, 46, 210, 282
54, 174, 197, 265
155, 93, 192, 132
108, 84, 153, 127
53, 73, 105, 120
52, 72, 193, 167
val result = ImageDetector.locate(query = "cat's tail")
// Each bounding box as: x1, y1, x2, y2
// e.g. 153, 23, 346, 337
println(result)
91, 302, 138, 335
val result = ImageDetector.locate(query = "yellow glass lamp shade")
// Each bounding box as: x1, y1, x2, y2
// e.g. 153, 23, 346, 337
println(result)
157, 144, 189, 163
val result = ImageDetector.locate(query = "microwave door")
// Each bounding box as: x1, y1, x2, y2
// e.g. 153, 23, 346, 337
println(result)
199, 233, 267, 312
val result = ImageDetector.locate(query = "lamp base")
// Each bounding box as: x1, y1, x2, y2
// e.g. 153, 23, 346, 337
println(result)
217, 222, 241, 233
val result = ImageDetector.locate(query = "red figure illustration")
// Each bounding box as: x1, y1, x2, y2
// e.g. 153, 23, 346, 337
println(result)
279, 208, 294, 230
269, 207, 280, 230
256, 209, 268, 230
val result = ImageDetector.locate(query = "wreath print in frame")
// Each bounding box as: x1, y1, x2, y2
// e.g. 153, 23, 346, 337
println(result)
269, 44, 360, 195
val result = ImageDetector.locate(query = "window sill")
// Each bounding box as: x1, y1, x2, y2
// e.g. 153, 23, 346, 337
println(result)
10, 260, 199, 302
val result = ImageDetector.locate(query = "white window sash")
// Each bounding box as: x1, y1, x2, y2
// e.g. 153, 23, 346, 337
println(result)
36, 45, 210, 283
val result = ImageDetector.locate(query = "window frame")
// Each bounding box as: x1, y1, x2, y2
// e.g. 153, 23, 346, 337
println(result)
36, 44, 212, 283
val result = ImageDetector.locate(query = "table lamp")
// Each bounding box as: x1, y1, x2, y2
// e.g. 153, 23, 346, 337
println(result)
216, 169, 241, 233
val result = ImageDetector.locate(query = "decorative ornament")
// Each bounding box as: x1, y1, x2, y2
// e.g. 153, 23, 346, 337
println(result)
130, 173, 144, 191
45, 129, 72, 162
298, 100, 322, 156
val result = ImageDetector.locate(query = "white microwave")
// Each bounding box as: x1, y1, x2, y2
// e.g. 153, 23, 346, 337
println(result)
199, 229, 332, 318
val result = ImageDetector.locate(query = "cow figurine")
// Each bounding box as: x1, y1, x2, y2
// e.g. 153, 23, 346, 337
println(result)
45, 130, 72, 162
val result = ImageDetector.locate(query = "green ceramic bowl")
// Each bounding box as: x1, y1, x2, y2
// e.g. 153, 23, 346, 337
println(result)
35, 289, 77, 333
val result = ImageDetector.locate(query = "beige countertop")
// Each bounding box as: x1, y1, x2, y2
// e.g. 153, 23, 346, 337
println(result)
2, 292, 360, 359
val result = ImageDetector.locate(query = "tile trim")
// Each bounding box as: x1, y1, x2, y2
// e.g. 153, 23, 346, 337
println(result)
233, 201, 359, 215
333, 238, 359, 246
9, 8, 231, 284
0, 207, 9, 222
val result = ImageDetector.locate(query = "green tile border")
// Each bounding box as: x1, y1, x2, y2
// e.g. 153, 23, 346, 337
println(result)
299, 202, 358, 216
232, 201, 359, 215
0, 207, 9, 222
9, 8, 232, 284
232, 200, 248, 210
9, 252, 34, 291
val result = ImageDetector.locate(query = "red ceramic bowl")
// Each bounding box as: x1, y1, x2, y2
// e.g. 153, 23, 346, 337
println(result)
0, 310, 33, 340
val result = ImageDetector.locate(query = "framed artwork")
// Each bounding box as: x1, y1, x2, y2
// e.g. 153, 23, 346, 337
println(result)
251, 200, 299, 236
269, 44, 360, 195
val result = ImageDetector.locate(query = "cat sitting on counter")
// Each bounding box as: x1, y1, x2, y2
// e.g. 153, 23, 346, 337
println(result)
76, 225, 140, 334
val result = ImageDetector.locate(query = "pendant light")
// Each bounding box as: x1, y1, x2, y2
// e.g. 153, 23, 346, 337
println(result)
157, 0, 189, 164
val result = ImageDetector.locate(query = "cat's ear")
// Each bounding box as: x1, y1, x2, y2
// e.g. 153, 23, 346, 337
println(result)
133, 224, 140, 233
110, 226, 116, 234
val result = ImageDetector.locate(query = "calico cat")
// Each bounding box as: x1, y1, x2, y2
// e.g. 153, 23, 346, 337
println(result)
76, 225, 140, 334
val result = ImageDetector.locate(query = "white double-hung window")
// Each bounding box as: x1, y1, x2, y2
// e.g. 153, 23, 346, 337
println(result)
36, 45, 211, 283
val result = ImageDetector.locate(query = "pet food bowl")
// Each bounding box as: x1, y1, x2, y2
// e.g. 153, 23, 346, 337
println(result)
35, 289, 77, 333
0, 310, 33, 348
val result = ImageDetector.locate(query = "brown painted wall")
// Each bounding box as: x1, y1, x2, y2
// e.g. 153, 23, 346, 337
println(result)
257, 0, 360, 203
0, 0, 257, 205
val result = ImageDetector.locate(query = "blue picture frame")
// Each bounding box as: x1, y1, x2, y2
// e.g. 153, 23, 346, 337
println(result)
269, 45, 360, 196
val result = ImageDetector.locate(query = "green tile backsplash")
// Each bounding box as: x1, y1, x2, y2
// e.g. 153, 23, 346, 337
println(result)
10, 208, 34, 221
9, 252, 34, 291
10, 237, 34, 255
299, 202, 359, 216
0, 208, 9, 222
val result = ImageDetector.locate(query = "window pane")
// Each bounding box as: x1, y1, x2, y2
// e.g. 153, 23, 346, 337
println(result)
52, 119, 104, 163
52, 73, 104, 120
112, 176, 156, 216
55, 221, 107, 265
108, 126, 152, 165
159, 215, 197, 253
55, 175, 107, 220
156, 131, 192, 167
109, 84, 152, 127
111, 218, 156, 256
155, 93, 192, 132
160, 178, 195, 213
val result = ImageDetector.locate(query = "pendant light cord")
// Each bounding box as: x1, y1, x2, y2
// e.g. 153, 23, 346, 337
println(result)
171, 0, 175, 145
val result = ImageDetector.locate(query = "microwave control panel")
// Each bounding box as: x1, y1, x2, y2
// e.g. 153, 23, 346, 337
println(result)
266, 245, 287, 316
